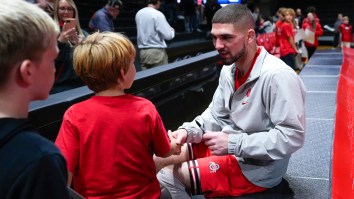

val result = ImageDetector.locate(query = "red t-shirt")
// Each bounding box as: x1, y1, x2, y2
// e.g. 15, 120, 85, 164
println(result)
339, 23, 353, 42
275, 20, 283, 47
235, 48, 261, 90
55, 94, 171, 199
279, 22, 296, 56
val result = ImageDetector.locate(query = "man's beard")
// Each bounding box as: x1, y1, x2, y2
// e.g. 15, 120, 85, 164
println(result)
219, 42, 246, 65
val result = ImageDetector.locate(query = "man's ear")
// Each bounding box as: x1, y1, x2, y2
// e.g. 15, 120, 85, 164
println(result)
247, 29, 256, 44
17, 60, 34, 88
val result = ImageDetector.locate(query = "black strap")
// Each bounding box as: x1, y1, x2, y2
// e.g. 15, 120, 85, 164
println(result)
0, 120, 31, 149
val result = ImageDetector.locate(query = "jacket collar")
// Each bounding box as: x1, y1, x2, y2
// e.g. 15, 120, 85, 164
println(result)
248, 46, 267, 82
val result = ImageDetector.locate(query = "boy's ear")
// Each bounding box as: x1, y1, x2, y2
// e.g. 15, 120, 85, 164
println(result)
117, 68, 126, 84
17, 60, 34, 88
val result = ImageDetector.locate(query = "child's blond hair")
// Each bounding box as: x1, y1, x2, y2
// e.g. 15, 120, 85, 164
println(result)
0, 0, 59, 88
73, 32, 136, 92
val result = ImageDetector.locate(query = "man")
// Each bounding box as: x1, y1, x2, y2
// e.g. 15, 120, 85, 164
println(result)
333, 13, 343, 48
88, 0, 122, 32
155, 4, 306, 198
25, 0, 47, 9
0, 0, 70, 198
295, 8, 304, 28
135, 0, 175, 70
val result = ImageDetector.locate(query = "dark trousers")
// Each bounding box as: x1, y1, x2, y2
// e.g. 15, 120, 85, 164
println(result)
280, 53, 296, 70
306, 46, 317, 59
333, 33, 340, 48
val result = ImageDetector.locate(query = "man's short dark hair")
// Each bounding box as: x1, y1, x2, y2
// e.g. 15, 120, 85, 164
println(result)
148, 0, 161, 5
212, 4, 254, 29
107, 0, 122, 7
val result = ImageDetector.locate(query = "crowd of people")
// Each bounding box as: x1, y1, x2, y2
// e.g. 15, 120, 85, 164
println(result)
21, 0, 353, 94
254, 5, 353, 70
253, 6, 324, 70
2, 0, 352, 198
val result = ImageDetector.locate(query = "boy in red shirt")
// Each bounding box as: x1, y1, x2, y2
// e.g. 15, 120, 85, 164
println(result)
55, 32, 180, 199
338, 16, 353, 48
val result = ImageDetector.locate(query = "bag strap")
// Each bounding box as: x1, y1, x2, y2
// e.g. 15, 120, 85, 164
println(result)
0, 120, 31, 149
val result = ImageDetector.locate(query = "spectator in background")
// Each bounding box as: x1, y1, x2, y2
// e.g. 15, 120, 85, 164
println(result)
338, 16, 353, 48
180, 0, 200, 32
51, 0, 87, 94
204, 0, 221, 30
25, 0, 47, 10
295, 8, 304, 28
279, 8, 299, 70
275, 7, 286, 48
302, 12, 323, 59
55, 32, 181, 198
304, 6, 320, 23
135, 0, 175, 70
252, 6, 260, 22
163, 0, 177, 27
258, 15, 275, 34
88, 0, 122, 32
333, 13, 343, 48
0, 0, 70, 198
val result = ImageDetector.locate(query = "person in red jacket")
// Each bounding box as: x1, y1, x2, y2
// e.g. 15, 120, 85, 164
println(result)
338, 16, 353, 48
302, 12, 323, 59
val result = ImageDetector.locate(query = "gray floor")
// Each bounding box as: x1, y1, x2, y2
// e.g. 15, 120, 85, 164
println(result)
285, 49, 342, 199
191, 49, 342, 199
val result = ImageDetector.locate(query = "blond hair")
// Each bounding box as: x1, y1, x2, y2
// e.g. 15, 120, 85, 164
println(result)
285, 8, 296, 28
0, 0, 59, 87
53, 0, 84, 36
73, 32, 136, 93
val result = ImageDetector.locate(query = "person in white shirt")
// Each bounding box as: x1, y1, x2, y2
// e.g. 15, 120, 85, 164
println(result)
135, 0, 175, 70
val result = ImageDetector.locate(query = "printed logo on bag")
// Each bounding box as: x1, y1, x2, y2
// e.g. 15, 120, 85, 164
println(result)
209, 162, 220, 173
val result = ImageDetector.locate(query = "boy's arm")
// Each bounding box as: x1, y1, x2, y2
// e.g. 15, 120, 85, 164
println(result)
160, 130, 182, 158
68, 171, 73, 186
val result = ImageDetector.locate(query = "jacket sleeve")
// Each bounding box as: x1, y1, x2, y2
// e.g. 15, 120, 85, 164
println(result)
315, 22, 324, 36
228, 69, 306, 160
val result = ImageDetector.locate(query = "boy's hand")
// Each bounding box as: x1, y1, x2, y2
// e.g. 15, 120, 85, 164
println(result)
171, 129, 187, 145
168, 130, 182, 155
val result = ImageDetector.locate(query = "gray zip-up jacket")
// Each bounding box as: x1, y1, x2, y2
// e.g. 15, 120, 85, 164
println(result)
180, 47, 306, 188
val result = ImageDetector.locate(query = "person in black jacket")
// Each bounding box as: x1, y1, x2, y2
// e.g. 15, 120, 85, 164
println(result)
0, 0, 70, 198
51, 0, 88, 94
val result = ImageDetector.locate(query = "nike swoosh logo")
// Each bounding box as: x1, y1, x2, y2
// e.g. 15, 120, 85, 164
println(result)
242, 101, 248, 105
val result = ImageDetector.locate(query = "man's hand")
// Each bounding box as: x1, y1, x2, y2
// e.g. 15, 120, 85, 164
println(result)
203, 131, 229, 156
